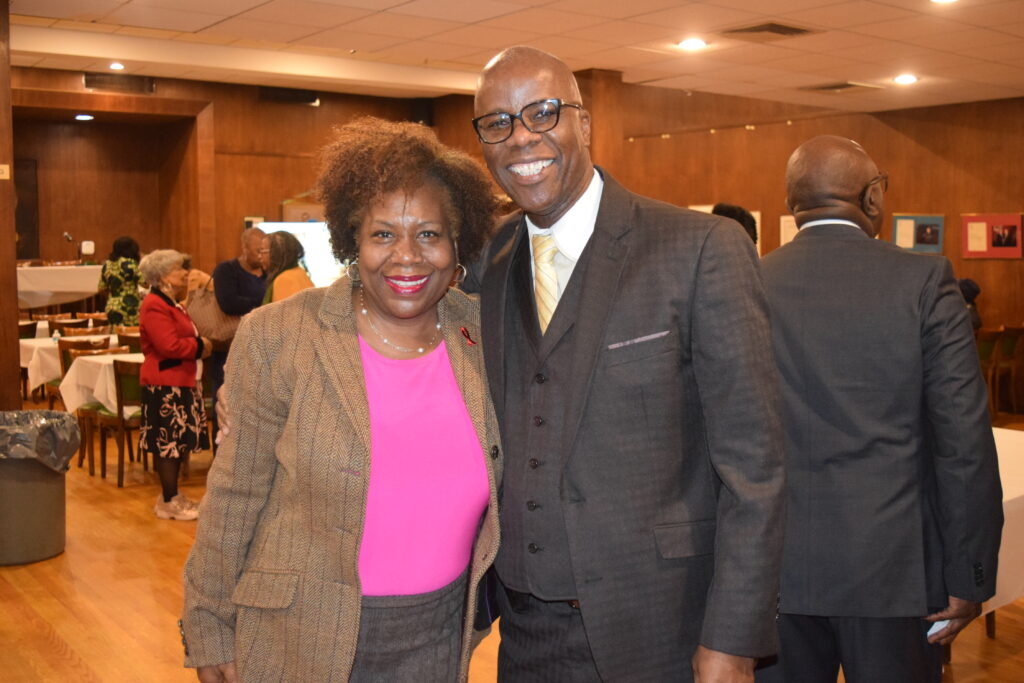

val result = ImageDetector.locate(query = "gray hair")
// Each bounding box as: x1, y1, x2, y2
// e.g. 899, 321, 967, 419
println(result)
139, 249, 188, 287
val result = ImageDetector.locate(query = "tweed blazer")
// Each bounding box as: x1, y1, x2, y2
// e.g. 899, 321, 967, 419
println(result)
181, 276, 502, 682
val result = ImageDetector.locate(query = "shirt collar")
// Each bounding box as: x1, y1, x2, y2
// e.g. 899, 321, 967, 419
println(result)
525, 168, 604, 260
799, 218, 862, 231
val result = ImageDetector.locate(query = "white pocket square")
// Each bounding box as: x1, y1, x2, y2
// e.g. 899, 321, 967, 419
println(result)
607, 330, 670, 350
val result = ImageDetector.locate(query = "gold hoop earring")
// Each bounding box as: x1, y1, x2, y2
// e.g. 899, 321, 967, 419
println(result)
451, 263, 467, 287
345, 258, 360, 283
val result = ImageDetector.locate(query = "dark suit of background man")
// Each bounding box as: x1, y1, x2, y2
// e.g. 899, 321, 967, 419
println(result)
465, 46, 786, 683
756, 136, 1003, 683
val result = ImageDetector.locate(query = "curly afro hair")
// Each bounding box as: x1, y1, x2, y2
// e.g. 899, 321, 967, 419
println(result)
316, 117, 497, 266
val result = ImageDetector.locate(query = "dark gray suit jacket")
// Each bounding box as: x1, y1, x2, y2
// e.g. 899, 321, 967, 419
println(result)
761, 223, 1003, 618
468, 171, 786, 679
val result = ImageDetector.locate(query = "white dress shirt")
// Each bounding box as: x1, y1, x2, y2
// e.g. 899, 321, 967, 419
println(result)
526, 169, 604, 302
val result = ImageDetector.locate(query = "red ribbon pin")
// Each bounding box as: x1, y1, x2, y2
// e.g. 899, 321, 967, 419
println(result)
460, 327, 477, 345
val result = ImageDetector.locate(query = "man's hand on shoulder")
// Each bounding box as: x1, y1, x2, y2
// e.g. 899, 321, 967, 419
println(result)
692, 645, 755, 683
926, 595, 982, 646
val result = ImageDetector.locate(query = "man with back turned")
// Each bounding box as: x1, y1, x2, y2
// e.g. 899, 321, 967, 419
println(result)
756, 135, 1003, 683
466, 46, 786, 682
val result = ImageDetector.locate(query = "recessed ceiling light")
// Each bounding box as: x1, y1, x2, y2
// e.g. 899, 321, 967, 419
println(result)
930, 0, 958, 4
894, 73, 918, 85
75, 114, 94, 121
678, 38, 707, 51
109, 62, 125, 71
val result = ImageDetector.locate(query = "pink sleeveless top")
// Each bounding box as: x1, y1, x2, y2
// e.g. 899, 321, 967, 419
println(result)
357, 337, 489, 596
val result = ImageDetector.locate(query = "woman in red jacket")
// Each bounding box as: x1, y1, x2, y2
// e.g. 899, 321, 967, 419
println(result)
139, 249, 213, 521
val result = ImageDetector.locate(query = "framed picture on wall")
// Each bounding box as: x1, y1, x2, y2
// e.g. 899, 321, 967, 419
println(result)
961, 213, 1022, 259
892, 214, 943, 253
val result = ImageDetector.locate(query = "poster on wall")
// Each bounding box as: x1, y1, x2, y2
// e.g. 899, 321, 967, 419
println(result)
892, 214, 943, 253
961, 213, 1022, 259
780, 215, 798, 246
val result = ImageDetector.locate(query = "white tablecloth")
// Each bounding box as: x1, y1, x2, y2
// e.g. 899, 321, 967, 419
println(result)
20, 335, 116, 390
988, 427, 1024, 613
59, 352, 143, 414
17, 265, 103, 309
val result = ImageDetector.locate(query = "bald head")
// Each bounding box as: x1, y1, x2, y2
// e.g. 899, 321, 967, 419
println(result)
473, 46, 594, 227
786, 135, 884, 236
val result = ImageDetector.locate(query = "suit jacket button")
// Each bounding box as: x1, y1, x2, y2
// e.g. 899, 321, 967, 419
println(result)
526, 500, 539, 511
533, 416, 544, 426
528, 458, 540, 469
490, 445, 500, 459
528, 543, 540, 553
535, 373, 546, 384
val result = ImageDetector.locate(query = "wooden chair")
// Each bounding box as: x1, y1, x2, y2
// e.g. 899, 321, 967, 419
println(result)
32, 312, 73, 322
996, 325, 1024, 414
50, 318, 89, 335
115, 325, 140, 335
77, 312, 109, 324
67, 346, 130, 477
64, 324, 112, 337
117, 333, 142, 353
97, 359, 145, 488
976, 327, 1003, 416
18, 321, 38, 400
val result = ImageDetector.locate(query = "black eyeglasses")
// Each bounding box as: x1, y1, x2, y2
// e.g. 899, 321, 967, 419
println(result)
472, 99, 583, 144
858, 173, 889, 204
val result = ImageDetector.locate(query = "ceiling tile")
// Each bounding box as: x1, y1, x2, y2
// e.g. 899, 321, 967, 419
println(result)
852, 14, 968, 40
823, 39, 929, 62
927, 0, 1024, 28
371, 40, 483, 62
312, 0, 430, 7
907, 26, 1021, 51
583, 46, 679, 68
522, 35, 617, 57
569, 20, 682, 45
131, 0, 265, 13
175, 32, 238, 45
784, 1, 917, 30
754, 70, 840, 87
999, 21, 1024, 37
760, 52, 864, 73
481, 8, 607, 34
637, 73, 721, 89
10, 0, 123, 21
102, 5, 227, 31
711, 44, 808, 65
238, 1, 371, 28
546, 0, 684, 21
51, 19, 120, 32
293, 27, 405, 51
775, 29, 878, 51
708, 0, 838, 11
392, 0, 524, 23
632, 4, 765, 32
197, 17, 322, 42
340, 12, 463, 39
228, 39, 292, 49
693, 80, 776, 95
114, 26, 183, 39
430, 24, 545, 49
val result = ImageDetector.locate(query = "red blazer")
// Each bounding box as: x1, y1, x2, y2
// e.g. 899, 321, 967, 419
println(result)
139, 289, 205, 387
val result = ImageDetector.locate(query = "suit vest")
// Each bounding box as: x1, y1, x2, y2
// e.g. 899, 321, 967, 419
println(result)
494, 231, 593, 600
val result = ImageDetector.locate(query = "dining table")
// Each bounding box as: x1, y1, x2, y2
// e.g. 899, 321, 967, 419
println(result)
19, 334, 117, 392
60, 352, 145, 415
17, 264, 103, 309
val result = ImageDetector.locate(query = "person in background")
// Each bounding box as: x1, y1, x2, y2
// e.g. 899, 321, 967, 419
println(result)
959, 278, 983, 331
757, 136, 1002, 683
261, 230, 315, 304
712, 203, 758, 246
182, 118, 502, 682
181, 255, 212, 308
99, 236, 142, 326
138, 249, 213, 521
208, 228, 266, 409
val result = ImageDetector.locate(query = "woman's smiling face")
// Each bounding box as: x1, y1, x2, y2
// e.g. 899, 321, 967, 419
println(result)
356, 181, 456, 325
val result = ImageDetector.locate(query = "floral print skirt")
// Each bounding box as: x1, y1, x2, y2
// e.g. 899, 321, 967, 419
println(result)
140, 385, 210, 459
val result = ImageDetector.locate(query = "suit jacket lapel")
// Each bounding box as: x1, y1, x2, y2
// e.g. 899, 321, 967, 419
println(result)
558, 171, 633, 464
482, 218, 528, 421
313, 277, 372, 464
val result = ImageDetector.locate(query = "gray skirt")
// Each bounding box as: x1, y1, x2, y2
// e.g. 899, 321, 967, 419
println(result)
350, 570, 468, 682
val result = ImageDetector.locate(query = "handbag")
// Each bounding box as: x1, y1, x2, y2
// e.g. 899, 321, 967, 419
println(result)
186, 275, 240, 345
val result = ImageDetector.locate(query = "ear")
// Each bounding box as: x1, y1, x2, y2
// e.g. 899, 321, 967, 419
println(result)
579, 107, 592, 146
861, 183, 883, 220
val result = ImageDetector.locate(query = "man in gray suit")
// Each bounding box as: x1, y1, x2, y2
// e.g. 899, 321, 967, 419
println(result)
466, 46, 786, 682
756, 135, 1003, 683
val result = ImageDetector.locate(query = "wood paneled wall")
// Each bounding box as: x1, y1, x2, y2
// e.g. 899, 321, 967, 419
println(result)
10, 65, 1024, 325
0, 0, 19, 410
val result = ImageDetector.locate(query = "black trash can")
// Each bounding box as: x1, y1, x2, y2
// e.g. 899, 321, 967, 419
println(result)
0, 411, 80, 565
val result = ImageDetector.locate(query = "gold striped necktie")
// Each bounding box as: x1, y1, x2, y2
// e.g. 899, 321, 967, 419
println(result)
532, 234, 558, 334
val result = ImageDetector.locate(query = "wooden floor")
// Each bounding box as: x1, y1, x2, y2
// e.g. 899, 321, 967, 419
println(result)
1, 397, 1021, 682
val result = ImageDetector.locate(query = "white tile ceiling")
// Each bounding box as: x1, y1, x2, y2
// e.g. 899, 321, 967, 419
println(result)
8, 0, 1024, 112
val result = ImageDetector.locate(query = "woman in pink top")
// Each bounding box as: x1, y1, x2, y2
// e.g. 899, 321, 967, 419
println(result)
183, 119, 503, 682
